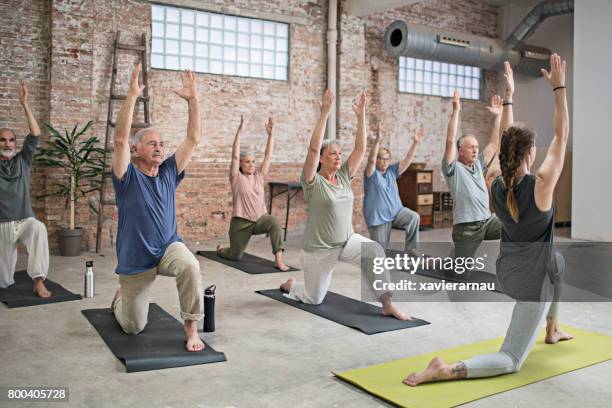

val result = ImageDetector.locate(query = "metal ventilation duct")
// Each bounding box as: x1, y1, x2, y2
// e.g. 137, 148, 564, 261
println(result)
506, 0, 574, 50
383, 0, 573, 77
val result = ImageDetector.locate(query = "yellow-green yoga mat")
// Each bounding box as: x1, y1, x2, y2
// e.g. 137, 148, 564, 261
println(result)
334, 325, 612, 408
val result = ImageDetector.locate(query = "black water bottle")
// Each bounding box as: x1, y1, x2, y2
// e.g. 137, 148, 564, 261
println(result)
203, 285, 216, 332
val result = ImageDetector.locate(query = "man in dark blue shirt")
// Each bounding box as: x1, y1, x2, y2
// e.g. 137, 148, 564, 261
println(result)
110, 64, 205, 352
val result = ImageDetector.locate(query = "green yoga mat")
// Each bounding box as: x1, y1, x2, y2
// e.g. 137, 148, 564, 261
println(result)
334, 325, 612, 408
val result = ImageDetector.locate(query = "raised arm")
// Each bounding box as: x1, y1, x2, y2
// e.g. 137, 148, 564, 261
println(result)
398, 127, 426, 176
535, 53, 569, 211
347, 91, 367, 178
482, 95, 503, 165
113, 64, 144, 180
230, 115, 244, 178
19, 81, 40, 137
303, 89, 334, 183
173, 70, 201, 174
260, 116, 274, 176
444, 91, 461, 165
485, 102, 503, 191
365, 122, 382, 178
501, 61, 515, 133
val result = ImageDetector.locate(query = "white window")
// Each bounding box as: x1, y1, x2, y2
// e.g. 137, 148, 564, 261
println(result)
398, 56, 482, 100
151, 4, 289, 81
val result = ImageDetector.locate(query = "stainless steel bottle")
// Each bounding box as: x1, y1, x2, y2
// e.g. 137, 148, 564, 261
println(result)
84, 260, 95, 298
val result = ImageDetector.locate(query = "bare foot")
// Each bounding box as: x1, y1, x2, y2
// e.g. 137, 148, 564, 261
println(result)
32, 278, 52, 298
403, 357, 463, 386
280, 277, 295, 293
275, 263, 290, 272
111, 287, 121, 309
274, 251, 290, 271
545, 318, 574, 344
382, 301, 412, 321
184, 321, 205, 352
216, 244, 224, 254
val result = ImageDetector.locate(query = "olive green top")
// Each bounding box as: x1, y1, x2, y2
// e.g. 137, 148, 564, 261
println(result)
300, 161, 354, 251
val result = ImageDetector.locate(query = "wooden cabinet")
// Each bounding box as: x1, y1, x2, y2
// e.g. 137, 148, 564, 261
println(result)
397, 169, 434, 229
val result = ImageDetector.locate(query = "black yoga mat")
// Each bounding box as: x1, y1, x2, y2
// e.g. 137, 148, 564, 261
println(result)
82, 303, 226, 372
0, 271, 82, 308
196, 250, 299, 274
385, 249, 502, 293
256, 289, 430, 335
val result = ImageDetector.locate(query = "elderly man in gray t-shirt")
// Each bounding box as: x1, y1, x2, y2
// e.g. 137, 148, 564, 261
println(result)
0, 82, 51, 297
442, 90, 503, 260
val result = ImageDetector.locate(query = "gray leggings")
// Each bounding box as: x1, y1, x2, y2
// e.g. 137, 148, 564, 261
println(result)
462, 279, 561, 378
368, 207, 420, 251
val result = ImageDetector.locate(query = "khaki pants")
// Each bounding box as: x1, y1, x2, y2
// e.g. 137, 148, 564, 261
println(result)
217, 215, 284, 261
0, 218, 49, 288
113, 242, 204, 335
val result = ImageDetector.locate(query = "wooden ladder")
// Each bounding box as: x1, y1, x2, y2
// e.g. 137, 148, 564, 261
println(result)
95, 31, 151, 253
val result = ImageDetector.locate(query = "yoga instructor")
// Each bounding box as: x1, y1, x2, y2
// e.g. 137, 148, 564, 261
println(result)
404, 55, 572, 385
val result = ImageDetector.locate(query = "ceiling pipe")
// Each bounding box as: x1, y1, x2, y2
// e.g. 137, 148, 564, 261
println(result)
326, 0, 338, 140
383, 0, 574, 77
506, 0, 574, 51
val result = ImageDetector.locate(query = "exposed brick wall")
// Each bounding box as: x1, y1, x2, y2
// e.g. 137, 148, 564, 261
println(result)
0, 0, 50, 219
3, 0, 499, 251
339, 0, 500, 204
87, 0, 327, 249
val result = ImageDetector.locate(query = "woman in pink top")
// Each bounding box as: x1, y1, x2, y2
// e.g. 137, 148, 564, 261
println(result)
217, 115, 289, 271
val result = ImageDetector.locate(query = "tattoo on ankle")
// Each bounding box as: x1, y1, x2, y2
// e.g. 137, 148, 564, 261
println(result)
451, 362, 467, 378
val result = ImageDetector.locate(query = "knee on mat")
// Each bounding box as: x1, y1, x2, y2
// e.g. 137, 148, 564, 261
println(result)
123, 320, 147, 335
305, 293, 326, 305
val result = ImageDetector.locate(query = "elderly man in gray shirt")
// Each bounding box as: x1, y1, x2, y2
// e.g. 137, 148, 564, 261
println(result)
442, 90, 504, 261
0, 82, 51, 297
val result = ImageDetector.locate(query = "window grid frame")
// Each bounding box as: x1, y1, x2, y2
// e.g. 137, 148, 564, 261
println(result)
151, 3, 290, 81
397, 56, 483, 101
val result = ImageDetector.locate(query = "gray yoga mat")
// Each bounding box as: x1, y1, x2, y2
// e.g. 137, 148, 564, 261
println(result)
196, 250, 299, 274
0, 271, 82, 308
82, 303, 226, 372
256, 289, 430, 335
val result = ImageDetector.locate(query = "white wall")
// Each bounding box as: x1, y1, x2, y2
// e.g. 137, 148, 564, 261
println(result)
498, 3, 573, 149
571, 0, 612, 241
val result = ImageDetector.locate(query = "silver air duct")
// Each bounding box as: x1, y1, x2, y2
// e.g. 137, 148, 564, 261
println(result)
506, 0, 574, 50
384, 20, 520, 71
384, 0, 573, 77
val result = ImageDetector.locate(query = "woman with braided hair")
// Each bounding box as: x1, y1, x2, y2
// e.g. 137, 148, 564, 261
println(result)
403, 54, 572, 386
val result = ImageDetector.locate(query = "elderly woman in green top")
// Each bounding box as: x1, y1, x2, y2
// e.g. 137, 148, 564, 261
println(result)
279, 90, 411, 320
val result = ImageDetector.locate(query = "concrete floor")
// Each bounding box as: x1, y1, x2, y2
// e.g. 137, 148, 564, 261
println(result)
1, 227, 611, 408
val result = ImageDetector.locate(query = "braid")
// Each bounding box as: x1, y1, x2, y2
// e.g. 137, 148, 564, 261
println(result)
499, 126, 535, 223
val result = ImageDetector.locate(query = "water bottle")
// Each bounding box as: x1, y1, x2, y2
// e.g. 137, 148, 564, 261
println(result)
84, 260, 95, 298
203, 284, 216, 332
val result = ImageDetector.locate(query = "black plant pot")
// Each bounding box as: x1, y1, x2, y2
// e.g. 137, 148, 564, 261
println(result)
58, 227, 83, 257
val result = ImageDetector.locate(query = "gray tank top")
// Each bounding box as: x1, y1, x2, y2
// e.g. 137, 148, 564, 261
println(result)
491, 175, 560, 301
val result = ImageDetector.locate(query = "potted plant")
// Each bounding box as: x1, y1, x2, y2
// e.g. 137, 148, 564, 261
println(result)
35, 121, 105, 256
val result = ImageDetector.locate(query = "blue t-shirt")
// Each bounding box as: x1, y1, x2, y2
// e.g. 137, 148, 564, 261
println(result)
112, 155, 185, 275
363, 162, 404, 227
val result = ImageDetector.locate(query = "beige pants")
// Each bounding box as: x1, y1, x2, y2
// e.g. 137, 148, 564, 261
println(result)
113, 242, 204, 335
0, 218, 49, 288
